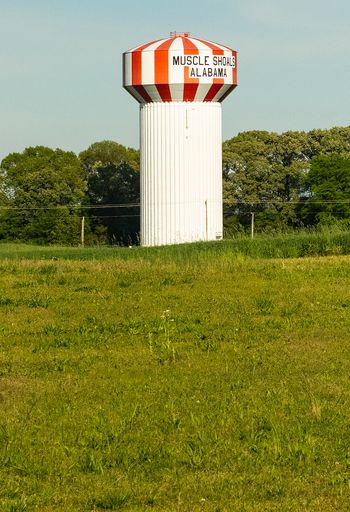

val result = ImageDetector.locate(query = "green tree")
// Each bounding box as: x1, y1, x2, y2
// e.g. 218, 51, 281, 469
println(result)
0, 146, 86, 244
307, 127, 350, 158
222, 127, 350, 232
300, 155, 350, 226
79, 141, 140, 245
222, 131, 308, 231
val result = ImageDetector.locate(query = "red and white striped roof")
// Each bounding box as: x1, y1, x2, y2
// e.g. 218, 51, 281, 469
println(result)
123, 33, 237, 103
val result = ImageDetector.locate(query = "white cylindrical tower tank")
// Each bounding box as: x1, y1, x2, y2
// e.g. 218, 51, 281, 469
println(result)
123, 33, 237, 246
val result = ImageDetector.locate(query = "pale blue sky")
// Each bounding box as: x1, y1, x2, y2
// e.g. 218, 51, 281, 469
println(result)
1, 0, 349, 161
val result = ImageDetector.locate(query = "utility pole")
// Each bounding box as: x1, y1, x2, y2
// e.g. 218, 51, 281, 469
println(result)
250, 212, 255, 239
81, 216, 85, 247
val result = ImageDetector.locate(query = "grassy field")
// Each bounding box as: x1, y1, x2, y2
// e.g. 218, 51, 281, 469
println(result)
1, 228, 350, 262
1, 237, 350, 511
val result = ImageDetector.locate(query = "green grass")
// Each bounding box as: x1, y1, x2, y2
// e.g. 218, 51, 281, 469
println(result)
1, 227, 350, 263
1, 238, 350, 510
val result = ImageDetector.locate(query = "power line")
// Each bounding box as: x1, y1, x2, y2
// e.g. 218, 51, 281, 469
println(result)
0, 199, 350, 213
0, 199, 350, 212
225, 200, 350, 205
0, 203, 140, 211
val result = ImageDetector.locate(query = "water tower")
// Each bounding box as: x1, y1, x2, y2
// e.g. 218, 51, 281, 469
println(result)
123, 33, 237, 246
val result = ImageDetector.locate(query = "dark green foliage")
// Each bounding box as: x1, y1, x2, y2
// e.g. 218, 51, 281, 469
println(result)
0, 146, 86, 244
300, 155, 350, 225
79, 141, 140, 245
223, 126, 350, 232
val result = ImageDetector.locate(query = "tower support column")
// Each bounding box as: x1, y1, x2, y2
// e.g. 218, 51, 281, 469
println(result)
140, 101, 222, 246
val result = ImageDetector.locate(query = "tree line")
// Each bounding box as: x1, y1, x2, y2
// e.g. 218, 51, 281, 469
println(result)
223, 127, 350, 232
0, 142, 140, 245
1, 126, 350, 245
